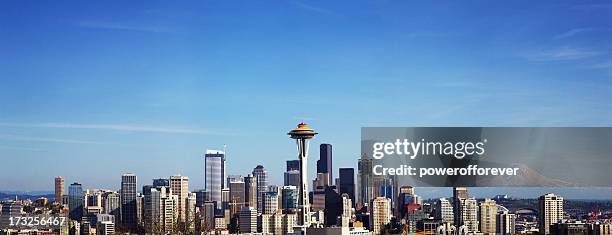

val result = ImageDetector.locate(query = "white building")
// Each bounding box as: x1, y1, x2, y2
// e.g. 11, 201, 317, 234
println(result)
369, 197, 391, 235
538, 193, 564, 235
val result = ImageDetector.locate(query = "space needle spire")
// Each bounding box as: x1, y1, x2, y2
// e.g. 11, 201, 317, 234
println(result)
288, 123, 317, 233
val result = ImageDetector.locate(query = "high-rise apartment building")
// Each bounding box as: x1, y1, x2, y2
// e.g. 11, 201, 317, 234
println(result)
479, 198, 497, 235
55, 176, 64, 204
435, 198, 454, 224
539, 193, 564, 235
370, 197, 391, 235
205, 150, 226, 210
121, 173, 137, 227
461, 197, 479, 233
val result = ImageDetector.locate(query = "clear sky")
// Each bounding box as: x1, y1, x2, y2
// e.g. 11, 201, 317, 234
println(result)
1, 1, 611, 199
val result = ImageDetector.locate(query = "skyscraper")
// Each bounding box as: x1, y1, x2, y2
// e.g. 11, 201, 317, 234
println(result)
68, 182, 83, 221
286, 160, 300, 171
143, 185, 161, 233
453, 187, 468, 226
55, 176, 64, 204
357, 156, 373, 209
281, 186, 298, 213
170, 175, 189, 222
205, 150, 226, 210
288, 123, 318, 230
538, 193, 564, 235
479, 198, 497, 235
244, 174, 257, 209
370, 197, 391, 235
252, 165, 268, 213
121, 173, 137, 228
317, 144, 333, 184
338, 168, 355, 208
229, 180, 245, 215
284, 170, 300, 187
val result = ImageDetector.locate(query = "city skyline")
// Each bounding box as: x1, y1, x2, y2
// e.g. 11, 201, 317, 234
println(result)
2, 1, 612, 196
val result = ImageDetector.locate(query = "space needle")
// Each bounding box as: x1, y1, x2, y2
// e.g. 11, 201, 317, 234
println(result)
288, 123, 317, 233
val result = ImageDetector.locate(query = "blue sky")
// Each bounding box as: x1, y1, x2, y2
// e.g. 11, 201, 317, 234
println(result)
1, 1, 612, 198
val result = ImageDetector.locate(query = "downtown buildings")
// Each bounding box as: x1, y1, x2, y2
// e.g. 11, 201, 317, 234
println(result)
6, 124, 602, 235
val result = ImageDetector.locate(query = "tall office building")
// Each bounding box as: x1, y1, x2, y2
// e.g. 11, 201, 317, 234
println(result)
244, 174, 258, 210
317, 144, 333, 184
453, 187, 468, 226
170, 175, 189, 222
435, 198, 454, 224
262, 191, 279, 214
461, 197, 479, 233
286, 160, 300, 171
229, 180, 245, 215
284, 170, 300, 187
538, 193, 564, 235
55, 176, 64, 204
281, 186, 298, 213
194, 189, 210, 208
370, 197, 391, 235
238, 207, 258, 234
323, 187, 343, 227
143, 186, 161, 233
479, 198, 497, 235
338, 168, 355, 208
121, 173, 137, 227
205, 150, 226, 210
68, 182, 84, 221
357, 157, 373, 209
497, 211, 516, 235
252, 165, 268, 213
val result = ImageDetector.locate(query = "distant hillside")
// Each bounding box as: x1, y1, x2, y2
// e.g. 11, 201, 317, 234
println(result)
0, 191, 55, 201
